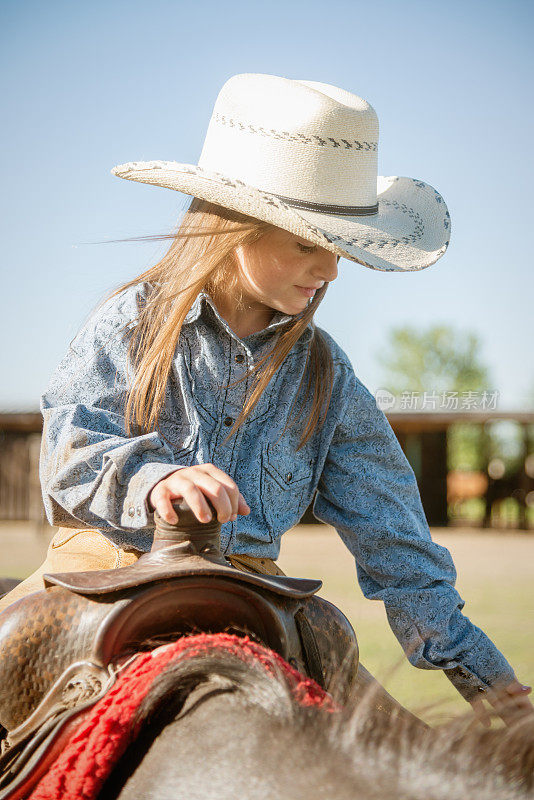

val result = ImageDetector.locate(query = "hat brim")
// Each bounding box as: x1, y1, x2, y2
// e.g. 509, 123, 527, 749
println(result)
111, 161, 450, 272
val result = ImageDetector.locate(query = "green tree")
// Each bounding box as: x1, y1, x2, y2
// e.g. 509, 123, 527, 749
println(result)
378, 325, 493, 472
378, 324, 491, 396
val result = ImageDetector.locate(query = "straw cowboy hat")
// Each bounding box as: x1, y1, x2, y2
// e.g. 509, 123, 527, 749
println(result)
111, 73, 450, 272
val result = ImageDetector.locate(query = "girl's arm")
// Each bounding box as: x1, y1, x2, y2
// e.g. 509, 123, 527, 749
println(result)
39, 285, 183, 533
313, 370, 522, 706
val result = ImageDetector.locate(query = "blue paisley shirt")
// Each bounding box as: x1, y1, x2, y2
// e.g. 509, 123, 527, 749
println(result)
39, 281, 516, 701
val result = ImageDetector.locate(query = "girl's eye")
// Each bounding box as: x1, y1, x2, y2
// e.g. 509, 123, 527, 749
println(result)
297, 242, 317, 253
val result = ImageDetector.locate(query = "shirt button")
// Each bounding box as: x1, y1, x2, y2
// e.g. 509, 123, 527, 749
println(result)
235, 353, 245, 363
128, 507, 135, 517
285, 472, 293, 482
136, 506, 142, 516
223, 416, 234, 427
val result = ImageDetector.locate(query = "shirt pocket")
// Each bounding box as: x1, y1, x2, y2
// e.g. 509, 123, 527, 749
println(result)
260, 440, 314, 540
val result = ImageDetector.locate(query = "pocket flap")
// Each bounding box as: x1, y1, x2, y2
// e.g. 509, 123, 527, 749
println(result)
263, 441, 313, 490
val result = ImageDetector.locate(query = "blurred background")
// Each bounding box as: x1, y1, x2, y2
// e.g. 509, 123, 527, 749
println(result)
0, 0, 532, 721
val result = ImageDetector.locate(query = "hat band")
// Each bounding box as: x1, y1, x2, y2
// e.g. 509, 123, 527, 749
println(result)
269, 193, 379, 216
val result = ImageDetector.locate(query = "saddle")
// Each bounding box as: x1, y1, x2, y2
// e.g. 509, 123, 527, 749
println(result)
0, 502, 358, 797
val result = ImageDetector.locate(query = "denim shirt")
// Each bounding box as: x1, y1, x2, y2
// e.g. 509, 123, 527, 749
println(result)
39, 281, 516, 701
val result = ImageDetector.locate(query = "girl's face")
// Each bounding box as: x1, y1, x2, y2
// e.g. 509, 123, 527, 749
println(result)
234, 227, 339, 316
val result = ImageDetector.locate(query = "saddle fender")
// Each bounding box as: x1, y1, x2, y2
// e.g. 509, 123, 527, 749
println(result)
298, 596, 359, 700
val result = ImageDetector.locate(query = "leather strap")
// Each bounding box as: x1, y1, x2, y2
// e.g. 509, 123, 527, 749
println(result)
270, 193, 379, 216
294, 608, 325, 689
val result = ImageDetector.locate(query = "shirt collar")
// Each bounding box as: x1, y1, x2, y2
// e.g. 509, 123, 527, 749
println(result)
183, 291, 314, 342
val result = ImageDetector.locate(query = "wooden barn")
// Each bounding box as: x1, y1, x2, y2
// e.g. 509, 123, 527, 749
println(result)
1, 409, 532, 529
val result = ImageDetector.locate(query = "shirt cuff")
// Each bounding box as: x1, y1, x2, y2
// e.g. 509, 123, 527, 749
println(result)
443, 630, 517, 702
120, 462, 184, 529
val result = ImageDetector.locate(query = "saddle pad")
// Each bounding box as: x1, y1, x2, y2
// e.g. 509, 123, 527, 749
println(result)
26, 632, 336, 800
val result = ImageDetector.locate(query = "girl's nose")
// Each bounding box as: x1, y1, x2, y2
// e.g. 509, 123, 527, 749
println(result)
315, 254, 339, 283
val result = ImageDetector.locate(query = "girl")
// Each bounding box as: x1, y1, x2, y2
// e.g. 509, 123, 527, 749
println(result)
1, 73, 530, 724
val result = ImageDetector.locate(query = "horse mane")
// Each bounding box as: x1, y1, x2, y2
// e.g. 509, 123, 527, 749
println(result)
107, 643, 534, 800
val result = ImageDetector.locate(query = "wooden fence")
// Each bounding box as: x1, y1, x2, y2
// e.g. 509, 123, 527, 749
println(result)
0, 431, 45, 522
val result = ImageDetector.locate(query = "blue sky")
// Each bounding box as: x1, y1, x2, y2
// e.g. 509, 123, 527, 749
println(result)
1, 0, 533, 410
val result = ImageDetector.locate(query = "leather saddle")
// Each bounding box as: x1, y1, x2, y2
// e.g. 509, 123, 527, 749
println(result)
0, 502, 358, 796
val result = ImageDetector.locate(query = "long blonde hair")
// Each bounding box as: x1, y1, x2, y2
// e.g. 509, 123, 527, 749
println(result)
106, 197, 334, 449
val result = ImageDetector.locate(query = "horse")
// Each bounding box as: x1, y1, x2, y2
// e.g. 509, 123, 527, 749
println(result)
108, 643, 534, 800
2, 630, 530, 800
0, 503, 532, 799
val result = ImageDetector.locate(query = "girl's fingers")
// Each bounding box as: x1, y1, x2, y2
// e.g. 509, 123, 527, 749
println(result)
197, 464, 243, 517
475, 681, 534, 727
184, 472, 235, 523
469, 697, 492, 728
151, 477, 212, 525
149, 465, 251, 524
491, 683, 534, 724
238, 493, 251, 516
172, 481, 214, 524
155, 489, 181, 525
504, 681, 532, 697
193, 464, 250, 518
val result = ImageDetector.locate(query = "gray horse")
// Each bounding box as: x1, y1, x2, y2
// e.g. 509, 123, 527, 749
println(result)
1, 499, 531, 799
100, 642, 534, 800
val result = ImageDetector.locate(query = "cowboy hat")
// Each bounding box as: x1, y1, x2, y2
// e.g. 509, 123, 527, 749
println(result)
111, 73, 450, 272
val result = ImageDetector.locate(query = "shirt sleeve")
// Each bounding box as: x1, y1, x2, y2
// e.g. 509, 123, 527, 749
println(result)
39, 285, 183, 533
313, 369, 516, 702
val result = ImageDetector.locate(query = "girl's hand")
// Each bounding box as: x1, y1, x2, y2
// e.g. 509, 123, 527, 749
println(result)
469, 679, 533, 727
148, 464, 250, 525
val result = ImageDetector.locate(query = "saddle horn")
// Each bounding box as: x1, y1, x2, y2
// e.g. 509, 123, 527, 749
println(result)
152, 499, 222, 556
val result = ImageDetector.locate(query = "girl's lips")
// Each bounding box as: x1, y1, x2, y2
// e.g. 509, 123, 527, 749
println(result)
295, 286, 318, 298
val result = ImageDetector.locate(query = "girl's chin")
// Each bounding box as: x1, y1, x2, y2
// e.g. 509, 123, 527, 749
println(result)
277, 301, 307, 316
266, 293, 309, 317
281, 295, 312, 315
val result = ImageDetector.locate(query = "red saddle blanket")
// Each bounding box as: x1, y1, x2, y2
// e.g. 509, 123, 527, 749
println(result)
22, 632, 335, 800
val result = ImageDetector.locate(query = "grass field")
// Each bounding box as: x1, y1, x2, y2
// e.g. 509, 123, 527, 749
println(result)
1, 521, 532, 724
279, 525, 534, 723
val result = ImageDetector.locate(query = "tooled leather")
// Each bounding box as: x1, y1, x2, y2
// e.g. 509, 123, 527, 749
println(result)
0, 503, 355, 736
0, 587, 111, 730
0, 576, 294, 733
